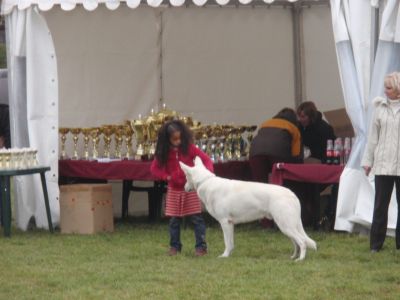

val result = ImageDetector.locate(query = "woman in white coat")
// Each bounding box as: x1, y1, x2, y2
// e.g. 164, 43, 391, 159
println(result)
362, 72, 400, 252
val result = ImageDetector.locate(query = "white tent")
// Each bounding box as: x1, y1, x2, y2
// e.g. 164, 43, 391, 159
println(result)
2, 0, 398, 233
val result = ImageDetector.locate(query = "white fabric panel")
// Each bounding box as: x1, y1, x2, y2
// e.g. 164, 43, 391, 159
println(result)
43, 6, 160, 127
330, 0, 373, 233
6, 7, 59, 230
302, 5, 344, 111
162, 7, 295, 126
378, 0, 400, 42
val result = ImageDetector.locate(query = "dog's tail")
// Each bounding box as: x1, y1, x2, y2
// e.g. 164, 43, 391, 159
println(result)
298, 224, 317, 250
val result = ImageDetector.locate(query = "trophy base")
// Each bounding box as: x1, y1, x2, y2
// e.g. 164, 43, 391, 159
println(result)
134, 154, 149, 161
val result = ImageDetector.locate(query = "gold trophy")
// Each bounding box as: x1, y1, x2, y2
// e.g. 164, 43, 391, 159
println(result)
244, 125, 257, 158
113, 125, 125, 160
90, 127, 101, 160
70, 128, 82, 160
81, 128, 92, 160
59, 127, 70, 160
123, 122, 134, 160
131, 115, 147, 160
223, 125, 234, 161
101, 125, 114, 159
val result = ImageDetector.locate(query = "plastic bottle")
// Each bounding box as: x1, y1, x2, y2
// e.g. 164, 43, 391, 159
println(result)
344, 137, 351, 165
326, 139, 333, 164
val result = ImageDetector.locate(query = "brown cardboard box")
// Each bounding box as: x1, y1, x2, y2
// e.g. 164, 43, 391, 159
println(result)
60, 184, 114, 234
323, 108, 354, 138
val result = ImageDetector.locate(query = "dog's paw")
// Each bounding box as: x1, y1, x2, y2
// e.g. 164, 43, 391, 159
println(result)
218, 254, 230, 258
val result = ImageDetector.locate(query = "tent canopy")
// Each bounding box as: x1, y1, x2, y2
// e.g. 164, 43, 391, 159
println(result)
1, 0, 321, 15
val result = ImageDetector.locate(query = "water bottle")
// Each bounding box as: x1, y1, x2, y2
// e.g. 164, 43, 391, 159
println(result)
326, 139, 333, 164
333, 138, 342, 165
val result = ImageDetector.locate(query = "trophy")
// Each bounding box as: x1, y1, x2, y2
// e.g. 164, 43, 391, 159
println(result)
131, 115, 147, 160
70, 128, 81, 160
244, 125, 257, 158
59, 127, 70, 160
113, 125, 125, 160
223, 126, 234, 161
81, 128, 92, 160
90, 127, 101, 160
123, 122, 134, 160
101, 125, 114, 159
145, 111, 158, 159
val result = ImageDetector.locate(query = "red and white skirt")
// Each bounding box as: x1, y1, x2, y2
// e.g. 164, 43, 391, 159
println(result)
165, 187, 202, 217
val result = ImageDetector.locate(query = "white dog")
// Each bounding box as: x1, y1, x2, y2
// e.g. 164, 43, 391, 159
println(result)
179, 157, 317, 261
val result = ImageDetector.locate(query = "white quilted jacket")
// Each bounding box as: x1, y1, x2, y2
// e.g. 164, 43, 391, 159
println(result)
361, 97, 400, 176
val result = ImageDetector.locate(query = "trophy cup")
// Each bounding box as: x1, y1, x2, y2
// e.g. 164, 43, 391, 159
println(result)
70, 128, 82, 160
223, 126, 234, 161
131, 115, 147, 160
90, 127, 101, 160
145, 111, 156, 159
113, 125, 125, 160
81, 128, 92, 160
59, 127, 70, 160
123, 122, 134, 160
244, 125, 257, 158
101, 125, 114, 159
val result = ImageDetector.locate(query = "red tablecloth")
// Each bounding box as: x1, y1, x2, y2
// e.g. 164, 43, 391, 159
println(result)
270, 163, 344, 186
59, 159, 252, 181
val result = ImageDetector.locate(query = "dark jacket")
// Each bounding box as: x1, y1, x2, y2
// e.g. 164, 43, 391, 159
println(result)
299, 111, 336, 161
249, 118, 302, 162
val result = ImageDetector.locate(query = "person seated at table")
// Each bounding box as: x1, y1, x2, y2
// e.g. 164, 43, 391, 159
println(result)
150, 119, 214, 257
297, 101, 337, 229
249, 107, 303, 184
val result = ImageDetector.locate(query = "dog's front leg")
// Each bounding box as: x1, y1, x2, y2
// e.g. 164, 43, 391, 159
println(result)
219, 220, 234, 258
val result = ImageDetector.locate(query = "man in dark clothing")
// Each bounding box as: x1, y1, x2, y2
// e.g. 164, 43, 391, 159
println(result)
296, 101, 337, 230
297, 101, 336, 162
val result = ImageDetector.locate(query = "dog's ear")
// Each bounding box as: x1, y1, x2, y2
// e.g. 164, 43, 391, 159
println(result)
179, 161, 190, 173
194, 156, 203, 166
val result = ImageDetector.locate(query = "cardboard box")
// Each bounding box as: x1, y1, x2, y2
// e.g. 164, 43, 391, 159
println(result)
60, 184, 114, 234
323, 108, 354, 138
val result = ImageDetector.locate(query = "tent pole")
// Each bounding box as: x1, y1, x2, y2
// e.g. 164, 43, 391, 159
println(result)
292, 2, 304, 108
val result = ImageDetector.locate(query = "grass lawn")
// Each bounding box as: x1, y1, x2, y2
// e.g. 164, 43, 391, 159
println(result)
0, 218, 400, 300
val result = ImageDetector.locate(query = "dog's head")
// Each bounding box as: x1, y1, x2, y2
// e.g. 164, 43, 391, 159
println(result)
179, 156, 212, 192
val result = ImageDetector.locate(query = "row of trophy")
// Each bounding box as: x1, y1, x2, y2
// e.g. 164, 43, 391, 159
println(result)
0, 148, 39, 170
59, 105, 257, 162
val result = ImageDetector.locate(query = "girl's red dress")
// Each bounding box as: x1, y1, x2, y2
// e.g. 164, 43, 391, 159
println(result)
150, 144, 214, 217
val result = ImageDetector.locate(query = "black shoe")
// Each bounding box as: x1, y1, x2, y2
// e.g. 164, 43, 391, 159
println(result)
370, 249, 379, 253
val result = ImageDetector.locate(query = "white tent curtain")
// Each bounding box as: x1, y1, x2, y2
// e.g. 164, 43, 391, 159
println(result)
6, 7, 59, 230
332, 0, 400, 235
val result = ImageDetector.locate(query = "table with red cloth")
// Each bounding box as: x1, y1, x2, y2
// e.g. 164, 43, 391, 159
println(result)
59, 159, 252, 220
270, 163, 344, 229
270, 163, 344, 185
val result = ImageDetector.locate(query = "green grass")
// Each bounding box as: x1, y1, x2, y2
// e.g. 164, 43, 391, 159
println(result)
0, 219, 400, 300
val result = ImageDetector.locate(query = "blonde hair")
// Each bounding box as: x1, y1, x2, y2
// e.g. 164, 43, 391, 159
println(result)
384, 72, 400, 94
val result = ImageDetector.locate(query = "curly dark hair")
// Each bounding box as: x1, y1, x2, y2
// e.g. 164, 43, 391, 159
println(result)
274, 107, 298, 126
154, 119, 193, 167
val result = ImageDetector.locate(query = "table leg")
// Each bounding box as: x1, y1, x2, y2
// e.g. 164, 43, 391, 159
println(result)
122, 180, 132, 219
40, 172, 54, 233
312, 184, 321, 230
2, 176, 11, 237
